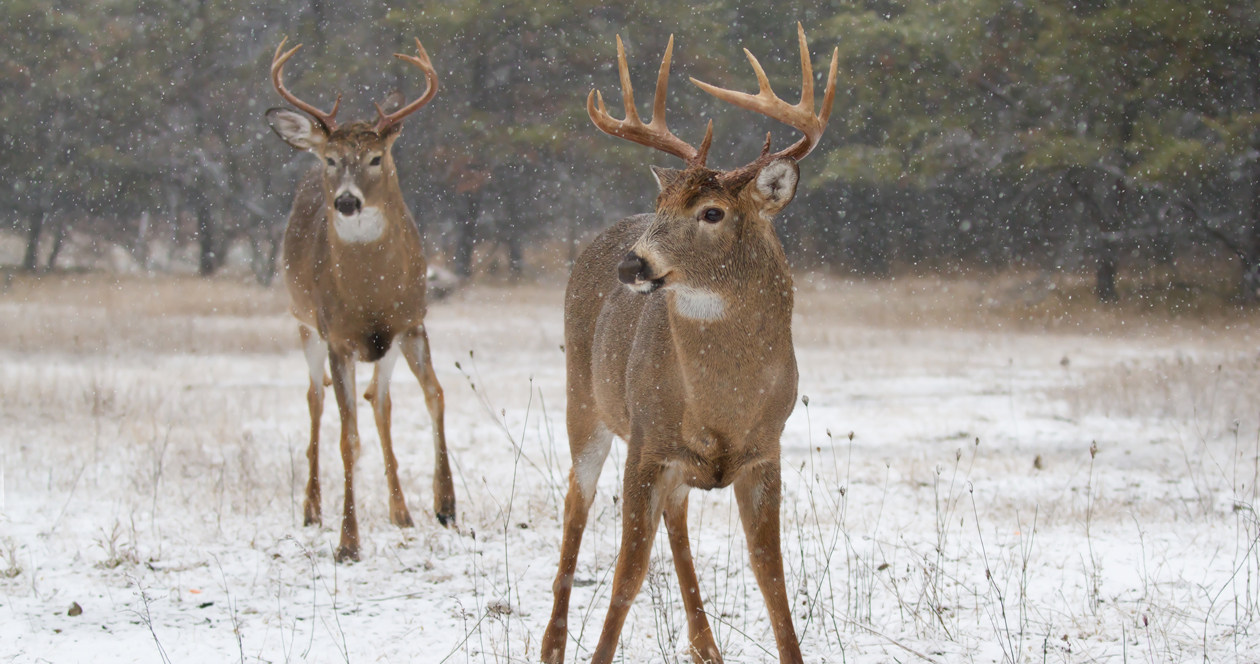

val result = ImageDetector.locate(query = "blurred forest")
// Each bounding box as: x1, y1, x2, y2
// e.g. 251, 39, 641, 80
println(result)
3, 0, 1259, 304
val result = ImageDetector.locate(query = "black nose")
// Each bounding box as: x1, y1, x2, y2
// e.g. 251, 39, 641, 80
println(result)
334, 194, 361, 216
617, 252, 646, 285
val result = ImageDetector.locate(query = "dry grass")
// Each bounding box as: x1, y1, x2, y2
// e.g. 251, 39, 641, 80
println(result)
0, 271, 575, 356
0, 272, 294, 355
794, 269, 1260, 340
7, 266, 1260, 357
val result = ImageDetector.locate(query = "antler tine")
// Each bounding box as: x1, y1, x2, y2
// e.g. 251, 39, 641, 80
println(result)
689, 23, 839, 164
587, 35, 699, 164
651, 35, 674, 132
375, 37, 440, 134
616, 35, 641, 125
796, 23, 813, 111
818, 44, 839, 128
695, 120, 714, 166
270, 36, 340, 131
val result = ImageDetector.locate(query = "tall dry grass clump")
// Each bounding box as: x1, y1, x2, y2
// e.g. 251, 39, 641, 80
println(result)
0, 272, 293, 354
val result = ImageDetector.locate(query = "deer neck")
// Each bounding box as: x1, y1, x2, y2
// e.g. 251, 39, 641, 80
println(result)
323, 186, 417, 292
666, 230, 795, 372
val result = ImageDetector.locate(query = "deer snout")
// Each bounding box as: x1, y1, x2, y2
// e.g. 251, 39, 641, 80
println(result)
617, 252, 665, 293
334, 193, 362, 216
617, 252, 647, 285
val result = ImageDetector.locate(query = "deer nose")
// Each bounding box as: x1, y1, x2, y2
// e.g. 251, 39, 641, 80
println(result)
617, 252, 646, 285
334, 193, 362, 216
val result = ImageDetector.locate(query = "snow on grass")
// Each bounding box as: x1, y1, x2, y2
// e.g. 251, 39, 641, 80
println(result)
2, 278, 1259, 663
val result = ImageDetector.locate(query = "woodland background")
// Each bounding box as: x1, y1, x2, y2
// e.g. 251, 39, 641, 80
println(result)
3, 0, 1259, 305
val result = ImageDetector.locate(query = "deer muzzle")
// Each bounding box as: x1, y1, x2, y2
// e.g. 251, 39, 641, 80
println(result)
334, 193, 362, 216
618, 252, 648, 284
617, 252, 663, 293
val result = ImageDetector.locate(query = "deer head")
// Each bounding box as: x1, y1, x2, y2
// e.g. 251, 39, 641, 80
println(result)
265, 38, 438, 228
589, 26, 837, 302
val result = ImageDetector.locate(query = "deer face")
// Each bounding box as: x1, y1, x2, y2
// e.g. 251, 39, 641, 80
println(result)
617, 158, 799, 301
267, 96, 406, 242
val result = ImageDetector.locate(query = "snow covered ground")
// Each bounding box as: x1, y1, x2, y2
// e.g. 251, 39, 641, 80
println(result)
2, 275, 1259, 663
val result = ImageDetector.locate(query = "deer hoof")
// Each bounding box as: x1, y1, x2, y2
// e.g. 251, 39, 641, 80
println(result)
334, 544, 360, 564
540, 636, 566, 664
435, 510, 455, 528
391, 507, 414, 528
303, 501, 321, 527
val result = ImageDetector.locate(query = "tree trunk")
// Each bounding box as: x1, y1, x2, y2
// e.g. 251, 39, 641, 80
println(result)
508, 230, 524, 277
1240, 48, 1260, 303
1068, 171, 1120, 303
196, 196, 217, 276
23, 211, 44, 272
1243, 158, 1260, 302
250, 228, 281, 287
133, 211, 151, 270
453, 191, 480, 278
1095, 176, 1126, 304
1095, 241, 1119, 303
849, 186, 890, 277
46, 222, 66, 270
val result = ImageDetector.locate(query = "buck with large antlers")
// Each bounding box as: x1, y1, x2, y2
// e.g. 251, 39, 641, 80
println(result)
541, 25, 837, 664
265, 37, 454, 563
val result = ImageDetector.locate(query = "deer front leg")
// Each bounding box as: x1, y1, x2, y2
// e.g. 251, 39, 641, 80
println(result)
733, 461, 802, 664
664, 492, 723, 664
299, 325, 327, 527
367, 342, 413, 528
541, 421, 612, 664
400, 325, 455, 526
590, 461, 671, 664
328, 349, 361, 563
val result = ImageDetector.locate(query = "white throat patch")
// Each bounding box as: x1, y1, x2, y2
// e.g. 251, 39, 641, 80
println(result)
669, 285, 726, 322
333, 207, 386, 243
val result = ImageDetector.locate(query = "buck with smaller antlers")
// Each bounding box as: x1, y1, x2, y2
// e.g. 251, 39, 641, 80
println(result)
265, 38, 454, 563
541, 24, 837, 664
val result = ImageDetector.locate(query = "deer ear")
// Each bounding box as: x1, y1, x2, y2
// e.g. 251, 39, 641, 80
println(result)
266, 108, 328, 152
650, 166, 683, 192
379, 89, 406, 114
751, 158, 799, 216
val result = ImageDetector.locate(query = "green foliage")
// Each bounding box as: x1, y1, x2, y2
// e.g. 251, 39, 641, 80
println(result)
2, 0, 1258, 279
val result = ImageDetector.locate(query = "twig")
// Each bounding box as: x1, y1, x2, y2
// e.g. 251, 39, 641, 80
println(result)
836, 613, 945, 664
437, 609, 493, 664
130, 576, 173, 664
212, 554, 246, 664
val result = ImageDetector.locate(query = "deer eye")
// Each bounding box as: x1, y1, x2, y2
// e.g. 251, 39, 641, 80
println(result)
701, 207, 725, 223
325, 157, 335, 166
370, 156, 382, 166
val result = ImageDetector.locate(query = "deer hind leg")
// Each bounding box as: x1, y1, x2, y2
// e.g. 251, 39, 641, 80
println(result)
400, 325, 455, 526
299, 325, 327, 527
664, 491, 723, 664
328, 349, 362, 563
733, 462, 802, 664
541, 420, 612, 664
589, 460, 673, 664
366, 341, 413, 528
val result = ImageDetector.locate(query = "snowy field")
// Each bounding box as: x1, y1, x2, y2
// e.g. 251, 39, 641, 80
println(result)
2, 274, 1260, 663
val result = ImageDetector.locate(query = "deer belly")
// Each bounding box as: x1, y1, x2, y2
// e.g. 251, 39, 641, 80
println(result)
668, 453, 737, 491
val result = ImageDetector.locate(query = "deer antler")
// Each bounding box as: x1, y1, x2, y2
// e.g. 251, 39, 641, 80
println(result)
689, 23, 838, 179
271, 37, 341, 132
588, 35, 713, 167
375, 38, 439, 135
